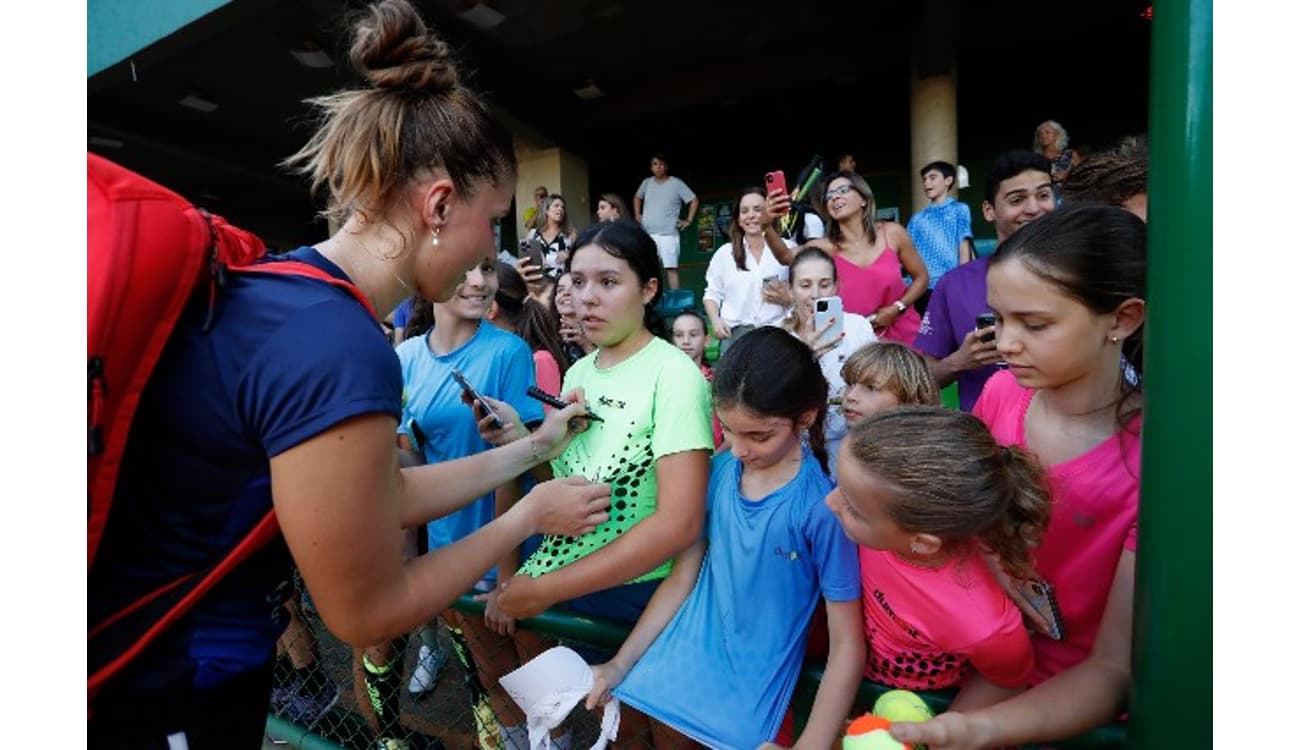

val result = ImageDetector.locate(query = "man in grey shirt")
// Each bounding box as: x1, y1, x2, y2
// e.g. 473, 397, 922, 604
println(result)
634, 153, 698, 290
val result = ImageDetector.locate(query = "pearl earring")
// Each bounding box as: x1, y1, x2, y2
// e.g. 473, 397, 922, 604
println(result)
432, 228, 441, 247
1110, 335, 1119, 344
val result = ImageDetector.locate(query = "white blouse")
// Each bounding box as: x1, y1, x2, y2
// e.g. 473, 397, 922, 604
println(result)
703, 237, 792, 327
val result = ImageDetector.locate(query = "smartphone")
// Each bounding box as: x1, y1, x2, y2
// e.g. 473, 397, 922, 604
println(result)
1011, 578, 1068, 641
975, 312, 997, 343
450, 368, 504, 429
522, 238, 547, 270
764, 170, 788, 197
813, 296, 845, 343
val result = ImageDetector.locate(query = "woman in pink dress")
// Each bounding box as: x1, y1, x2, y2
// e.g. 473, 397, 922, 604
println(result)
807, 171, 928, 344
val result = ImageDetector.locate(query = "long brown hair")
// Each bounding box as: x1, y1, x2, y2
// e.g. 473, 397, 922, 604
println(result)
281, 0, 515, 231
846, 407, 1052, 580
495, 264, 569, 376
727, 186, 767, 271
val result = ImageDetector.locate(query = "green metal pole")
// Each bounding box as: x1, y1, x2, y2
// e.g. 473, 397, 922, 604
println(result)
1130, 0, 1212, 747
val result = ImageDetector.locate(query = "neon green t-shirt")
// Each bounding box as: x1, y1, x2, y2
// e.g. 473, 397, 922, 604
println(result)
518, 336, 713, 583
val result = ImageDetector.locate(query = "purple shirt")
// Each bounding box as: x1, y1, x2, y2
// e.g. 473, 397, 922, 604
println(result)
914, 256, 998, 411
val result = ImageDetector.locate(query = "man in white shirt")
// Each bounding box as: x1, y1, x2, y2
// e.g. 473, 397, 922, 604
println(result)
633, 153, 698, 290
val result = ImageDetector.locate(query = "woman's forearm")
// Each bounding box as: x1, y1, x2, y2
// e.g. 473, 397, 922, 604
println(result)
958, 656, 1129, 747
397, 434, 542, 528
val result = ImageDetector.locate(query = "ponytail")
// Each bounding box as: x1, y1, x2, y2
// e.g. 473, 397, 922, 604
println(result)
976, 445, 1052, 581
846, 407, 1053, 576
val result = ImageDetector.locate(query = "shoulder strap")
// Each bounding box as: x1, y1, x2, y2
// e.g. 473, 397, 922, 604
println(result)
231, 259, 378, 320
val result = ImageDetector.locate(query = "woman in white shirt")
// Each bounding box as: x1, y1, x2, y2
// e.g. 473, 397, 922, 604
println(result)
702, 187, 795, 353
782, 246, 877, 472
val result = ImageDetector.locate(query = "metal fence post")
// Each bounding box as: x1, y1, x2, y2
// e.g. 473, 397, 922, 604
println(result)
1130, 0, 1213, 746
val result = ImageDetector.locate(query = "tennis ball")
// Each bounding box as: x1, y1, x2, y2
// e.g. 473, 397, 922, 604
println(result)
843, 714, 911, 750
872, 690, 935, 724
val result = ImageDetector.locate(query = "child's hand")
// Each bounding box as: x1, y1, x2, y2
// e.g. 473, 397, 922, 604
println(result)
496, 572, 557, 619
467, 393, 528, 446
474, 582, 516, 636
585, 661, 627, 710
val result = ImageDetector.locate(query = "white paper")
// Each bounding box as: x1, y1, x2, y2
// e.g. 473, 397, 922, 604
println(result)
499, 646, 621, 750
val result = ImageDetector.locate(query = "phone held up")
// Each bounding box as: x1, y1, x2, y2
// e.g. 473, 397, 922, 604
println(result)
975, 312, 997, 343
813, 295, 845, 343
764, 170, 788, 200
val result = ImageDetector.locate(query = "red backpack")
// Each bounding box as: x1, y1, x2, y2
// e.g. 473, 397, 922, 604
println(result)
86, 153, 375, 703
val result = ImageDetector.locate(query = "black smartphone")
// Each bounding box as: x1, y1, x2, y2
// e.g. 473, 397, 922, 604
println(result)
975, 312, 997, 343
450, 368, 504, 429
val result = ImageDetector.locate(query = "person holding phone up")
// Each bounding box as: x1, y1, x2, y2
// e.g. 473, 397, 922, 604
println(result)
780, 247, 877, 473
703, 185, 795, 354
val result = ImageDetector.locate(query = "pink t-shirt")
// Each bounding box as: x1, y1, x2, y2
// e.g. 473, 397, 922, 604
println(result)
533, 349, 563, 410
860, 547, 1033, 690
973, 370, 1141, 683
834, 245, 921, 345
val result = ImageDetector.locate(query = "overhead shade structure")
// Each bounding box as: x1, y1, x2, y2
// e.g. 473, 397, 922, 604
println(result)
88, 0, 232, 77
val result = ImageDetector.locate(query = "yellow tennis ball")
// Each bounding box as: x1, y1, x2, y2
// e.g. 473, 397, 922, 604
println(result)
872, 690, 935, 724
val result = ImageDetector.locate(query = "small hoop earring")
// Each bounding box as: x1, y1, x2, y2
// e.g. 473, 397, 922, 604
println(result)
909, 543, 923, 554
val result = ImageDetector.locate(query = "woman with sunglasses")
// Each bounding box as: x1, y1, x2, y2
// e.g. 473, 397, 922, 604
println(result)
806, 171, 928, 344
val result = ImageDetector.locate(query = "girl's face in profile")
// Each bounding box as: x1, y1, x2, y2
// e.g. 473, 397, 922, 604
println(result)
826, 447, 911, 552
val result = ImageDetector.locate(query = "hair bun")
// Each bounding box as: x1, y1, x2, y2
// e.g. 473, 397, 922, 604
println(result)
350, 0, 458, 93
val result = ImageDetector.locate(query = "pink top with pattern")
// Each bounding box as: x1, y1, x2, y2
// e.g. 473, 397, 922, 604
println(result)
833, 245, 921, 345
973, 370, 1141, 683
860, 546, 1033, 690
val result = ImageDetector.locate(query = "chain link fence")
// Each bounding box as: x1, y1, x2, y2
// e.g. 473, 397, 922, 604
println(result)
264, 574, 1128, 750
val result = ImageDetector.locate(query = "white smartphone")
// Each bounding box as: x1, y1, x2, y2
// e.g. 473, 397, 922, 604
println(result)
813, 296, 844, 343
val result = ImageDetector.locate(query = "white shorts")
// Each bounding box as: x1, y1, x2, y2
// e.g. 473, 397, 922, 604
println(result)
650, 233, 681, 269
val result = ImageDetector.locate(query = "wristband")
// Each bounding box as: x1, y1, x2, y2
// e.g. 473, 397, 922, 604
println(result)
894, 300, 907, 314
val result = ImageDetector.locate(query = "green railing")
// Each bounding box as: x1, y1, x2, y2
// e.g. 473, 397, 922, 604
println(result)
267, 594, 1128, 748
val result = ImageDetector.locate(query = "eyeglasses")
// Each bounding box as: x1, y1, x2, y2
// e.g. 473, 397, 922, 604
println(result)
824, 185, 855, 201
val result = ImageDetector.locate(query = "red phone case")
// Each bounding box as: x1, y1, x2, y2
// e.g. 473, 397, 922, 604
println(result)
764, 170, 788, 196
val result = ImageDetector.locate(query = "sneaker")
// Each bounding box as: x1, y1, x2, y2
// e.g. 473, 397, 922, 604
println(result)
271, 672, 340, 728
407, 642, 449, 697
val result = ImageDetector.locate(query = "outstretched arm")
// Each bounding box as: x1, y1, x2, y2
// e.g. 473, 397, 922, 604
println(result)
891, 551, 1135, 750
272, 411, 610, 647
794, 599, 865, 750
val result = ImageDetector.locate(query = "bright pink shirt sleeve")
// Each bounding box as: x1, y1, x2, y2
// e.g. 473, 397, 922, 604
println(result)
533, 350, 562, 412
972, 370, 1142, 682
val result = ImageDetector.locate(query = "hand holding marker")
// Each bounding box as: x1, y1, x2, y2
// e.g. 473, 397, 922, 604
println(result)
526, 385, 604, 423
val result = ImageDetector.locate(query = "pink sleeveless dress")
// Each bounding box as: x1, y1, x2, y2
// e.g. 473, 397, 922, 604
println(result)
833, 240, 921, 345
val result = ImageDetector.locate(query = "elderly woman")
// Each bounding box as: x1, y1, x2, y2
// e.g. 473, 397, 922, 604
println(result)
1034, 119, 1082, 189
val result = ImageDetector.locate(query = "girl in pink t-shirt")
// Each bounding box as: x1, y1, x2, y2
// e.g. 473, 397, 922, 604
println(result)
890, 204, 1147, 750
827, 407, 1051, 693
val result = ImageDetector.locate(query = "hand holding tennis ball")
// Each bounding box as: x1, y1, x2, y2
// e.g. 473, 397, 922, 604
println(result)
842, 714, 910, 750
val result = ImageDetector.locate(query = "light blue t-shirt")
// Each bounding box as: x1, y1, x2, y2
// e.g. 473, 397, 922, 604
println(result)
613, 448, 861, 749
395, 322, 542, 582
636, 176, 697, 235
906, 196, 973, 289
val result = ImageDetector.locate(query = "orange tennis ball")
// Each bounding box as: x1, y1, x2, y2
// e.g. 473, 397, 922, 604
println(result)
843, 714, 911, 750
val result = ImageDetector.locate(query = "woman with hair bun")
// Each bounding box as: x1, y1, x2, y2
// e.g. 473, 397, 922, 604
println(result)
86, 1, 610, 746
